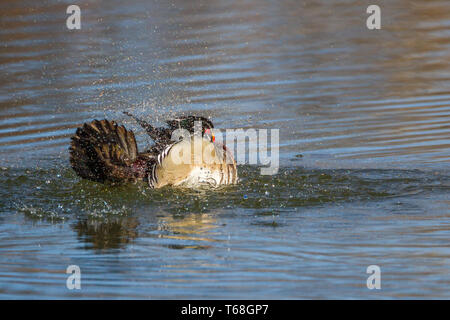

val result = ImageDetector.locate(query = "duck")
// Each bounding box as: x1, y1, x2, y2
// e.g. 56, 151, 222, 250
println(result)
69, 113, 238, 188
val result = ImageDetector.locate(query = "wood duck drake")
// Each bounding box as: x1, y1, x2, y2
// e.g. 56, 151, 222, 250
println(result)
69, 113, 238, 188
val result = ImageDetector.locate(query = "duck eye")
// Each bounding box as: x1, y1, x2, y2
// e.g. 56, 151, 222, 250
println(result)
204, 128, 215, 142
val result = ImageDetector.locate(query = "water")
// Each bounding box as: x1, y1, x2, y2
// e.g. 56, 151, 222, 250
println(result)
0, 0, 449, 299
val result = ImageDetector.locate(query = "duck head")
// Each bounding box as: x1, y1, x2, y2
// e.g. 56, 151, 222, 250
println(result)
166, 116, 215, 142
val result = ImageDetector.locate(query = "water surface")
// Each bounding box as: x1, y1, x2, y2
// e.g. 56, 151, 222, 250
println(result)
0, 0, 449, 299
